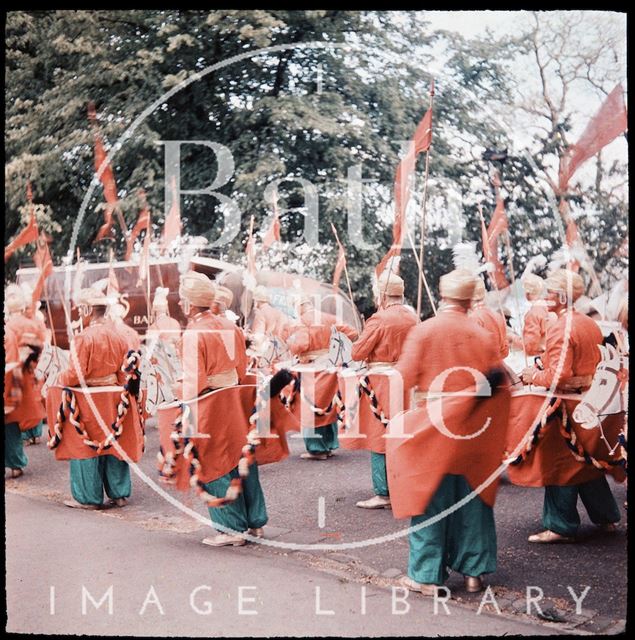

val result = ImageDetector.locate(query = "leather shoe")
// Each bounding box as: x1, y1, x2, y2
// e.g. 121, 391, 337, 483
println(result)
398, 575, 438, 597
300, 452, 328, 460
356, 495, 391, 509
528, 529, 574, 543
202, 533, 247, 547
464, 576, 484, 593
64, 499, 102, 510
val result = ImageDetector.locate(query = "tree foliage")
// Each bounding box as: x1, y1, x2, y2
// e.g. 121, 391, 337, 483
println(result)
5, 10, 627, 318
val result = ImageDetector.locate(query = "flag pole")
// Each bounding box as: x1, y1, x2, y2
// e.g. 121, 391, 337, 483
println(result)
416, 79, 435, 318
405, 228, 437, 316
42, 279, 61, 366
240, 216, 255, 330
146, 209, 152, 329
558, 197, 603, 297
330, 223, 356, 312
480, 194, 528, 368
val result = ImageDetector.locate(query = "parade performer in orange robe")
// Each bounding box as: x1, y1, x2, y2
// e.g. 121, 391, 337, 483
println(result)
108, 300, 142, 351
210, 285, 248, 381
50, 287, 143, 509
388, 269, 511, 596
211, 284, 240, 325
520, 274, 552, 357
342, 272, 417, 509
513, 269, 622, 543
470, 277, 509, 359
176, 271, 267, 547
4, 321, 29, 477
250, 285, 291, 342
286, 295, 358, 460
4, 284, 47, 447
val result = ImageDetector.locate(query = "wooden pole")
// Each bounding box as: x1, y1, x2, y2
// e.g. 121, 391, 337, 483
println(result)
330, 223, 356, 312
42, 278, 61, 366
405, 228, 437, 316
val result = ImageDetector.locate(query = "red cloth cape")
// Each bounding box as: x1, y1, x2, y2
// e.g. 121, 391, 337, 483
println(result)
506, 392, 626, 487
386, 386, 511, 519
46, 385, 143, 461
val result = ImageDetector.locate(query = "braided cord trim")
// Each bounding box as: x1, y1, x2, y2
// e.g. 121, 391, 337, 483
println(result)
48, 350, 142, 453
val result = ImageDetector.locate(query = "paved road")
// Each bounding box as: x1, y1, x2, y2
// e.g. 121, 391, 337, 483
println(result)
5, 424, 627, 635
6, 492, 559, 636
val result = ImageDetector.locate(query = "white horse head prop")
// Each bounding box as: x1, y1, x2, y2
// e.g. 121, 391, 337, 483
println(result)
326, 326, 365, 370
260, 336, 291, 368
35, 343, 70, 397
140, 340, 178, 414
573, 343, 628, 429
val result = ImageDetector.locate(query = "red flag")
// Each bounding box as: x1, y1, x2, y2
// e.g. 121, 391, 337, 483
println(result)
332, 239, 346, 288
377, 103, 433, 277
565, 219, 580, 246
480, 216, 490, 262
262, 190, 281, 249
246, 234, 256, 277
5, 209, 38, 262
559, 84, 628, 191
485, 197, 509, 290
31, 232, 53, 306
137, 209, 152, 285
88, 103, 120, 243
125, 190, 151, 259
162, 175, 182, 250
94, 208, 115, 243
487, 197, 508, 240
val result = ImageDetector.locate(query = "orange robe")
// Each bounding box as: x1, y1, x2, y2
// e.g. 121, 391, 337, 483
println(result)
181, 309, 246, 396
110, 319, 142, 351
251, 303, 291, 340
58, 322, 130, 388
213, 314, 249, 383
522, 302, 550, 356
4, 315, 46, 430
340, 305, 417, 454
158, 310, 283, 489
47, 320, 144, 461
4, 326, 21, 418
471, 304, 509, 359
5, 314, 47, 349
507, 310, 626, 486
287, 310, 358, 356
147, 315, 181, 344
386, 309, 511, 518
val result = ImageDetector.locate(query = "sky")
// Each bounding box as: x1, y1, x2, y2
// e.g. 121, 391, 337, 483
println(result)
423, 10, 628, 191
424, 10, 529, 38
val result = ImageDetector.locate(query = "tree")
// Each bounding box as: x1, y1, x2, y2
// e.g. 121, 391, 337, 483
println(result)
507, 10, 628, 291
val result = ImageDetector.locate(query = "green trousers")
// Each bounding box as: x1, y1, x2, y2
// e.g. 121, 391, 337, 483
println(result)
5, 422, 28, 470
204, 463, 268, 534
371, 451, 389, 497
408, 474, 497, 585
542, 476, 621, 537
70, 456, 131, 505
303, 422, 339, 454
22, 420, 43, 441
